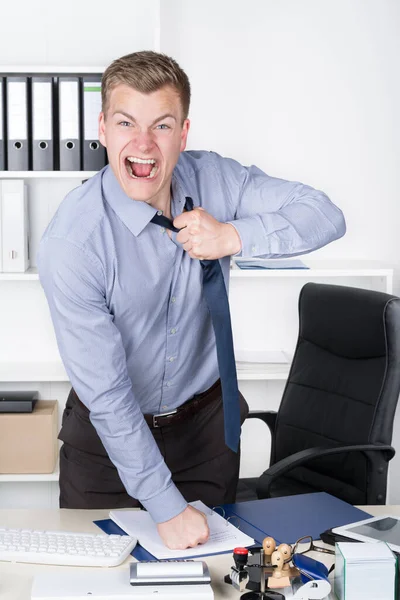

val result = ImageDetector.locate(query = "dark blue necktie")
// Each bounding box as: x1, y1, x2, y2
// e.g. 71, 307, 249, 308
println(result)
150, 197, 241, 452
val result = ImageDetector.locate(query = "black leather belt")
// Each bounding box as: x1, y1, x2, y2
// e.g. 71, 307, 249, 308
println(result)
144, 379, 221, 429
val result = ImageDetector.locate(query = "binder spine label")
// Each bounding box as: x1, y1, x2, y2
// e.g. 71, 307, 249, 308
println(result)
32, 81, 52, 140
83, 81, 102, 140
0, 80, 3, 142
60, 80, 79, 140
8, 81, 28, 140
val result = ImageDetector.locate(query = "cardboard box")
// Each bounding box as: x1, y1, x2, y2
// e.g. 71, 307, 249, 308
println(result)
0, 400, 58, 473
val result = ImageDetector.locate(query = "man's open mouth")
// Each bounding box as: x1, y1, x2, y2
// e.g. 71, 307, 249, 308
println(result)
125, 156, 158, 179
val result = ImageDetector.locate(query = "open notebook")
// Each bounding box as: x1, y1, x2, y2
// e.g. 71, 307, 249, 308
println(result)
109, 500, 255, 560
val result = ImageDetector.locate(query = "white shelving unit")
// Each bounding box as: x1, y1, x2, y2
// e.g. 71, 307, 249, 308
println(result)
0, 268, 39, 281
0, 65, 104, 502
0, 469, 59, 483
230, 259, 393, 374
231, 259, 393, 290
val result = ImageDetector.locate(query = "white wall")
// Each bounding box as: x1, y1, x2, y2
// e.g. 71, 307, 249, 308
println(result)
0, 0, 159, 66
160, 0, 400, 269
1, 0, 400, 505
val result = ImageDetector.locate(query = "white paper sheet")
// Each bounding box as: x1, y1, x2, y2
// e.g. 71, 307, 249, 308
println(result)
110, 500, 255, 559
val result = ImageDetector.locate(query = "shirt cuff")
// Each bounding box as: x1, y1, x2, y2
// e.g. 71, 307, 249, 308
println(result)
227, 217, 267, 257
140, 483, 188, 524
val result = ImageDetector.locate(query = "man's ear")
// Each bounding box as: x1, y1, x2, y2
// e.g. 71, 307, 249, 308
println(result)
98, 112, 107, 147
180, 118, 190, 152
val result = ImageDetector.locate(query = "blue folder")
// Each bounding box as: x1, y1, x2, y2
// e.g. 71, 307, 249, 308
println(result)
94, 518, 156, 561
94, 492, 371, 560
223, 492, 372, 544
235, 258, 309, 270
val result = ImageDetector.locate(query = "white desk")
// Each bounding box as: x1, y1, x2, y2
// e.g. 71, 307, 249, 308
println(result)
0, 505, 395, 600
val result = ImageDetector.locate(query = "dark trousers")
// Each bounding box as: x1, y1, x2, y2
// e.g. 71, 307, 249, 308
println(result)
58, 383, 249, 510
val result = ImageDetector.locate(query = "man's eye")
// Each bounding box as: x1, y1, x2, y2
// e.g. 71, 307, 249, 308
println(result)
156, 124, 170, 130
119, 121, 132, 127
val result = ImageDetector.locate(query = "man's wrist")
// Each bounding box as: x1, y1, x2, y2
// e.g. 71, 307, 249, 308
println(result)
140, 484, 188, 524
223, 223, 242, 256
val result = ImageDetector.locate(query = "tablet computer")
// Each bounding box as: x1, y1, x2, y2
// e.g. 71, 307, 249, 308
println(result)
333, 515, 400, 552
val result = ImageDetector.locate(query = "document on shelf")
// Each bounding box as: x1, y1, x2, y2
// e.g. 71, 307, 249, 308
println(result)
109, 500, 255, 559
235, 258, 308, 270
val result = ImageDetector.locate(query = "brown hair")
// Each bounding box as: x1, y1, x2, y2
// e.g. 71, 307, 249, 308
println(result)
101, 51, 191, 122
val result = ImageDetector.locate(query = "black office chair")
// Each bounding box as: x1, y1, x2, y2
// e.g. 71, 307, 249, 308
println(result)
238, 282, 400, 505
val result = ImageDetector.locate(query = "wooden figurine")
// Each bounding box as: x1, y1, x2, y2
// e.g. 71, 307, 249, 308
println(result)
276, 543, 292, 564
267, 550, 291, 588
277, 542, 300, 578
262, 536, 276, 564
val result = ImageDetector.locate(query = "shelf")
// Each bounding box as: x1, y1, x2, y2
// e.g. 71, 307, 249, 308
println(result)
237, 363, 290, 380
231, 259, 393, 278
1, 261, 394, 283
0, 467, 59, 483
0, 267, 39, 280
0, 362, 68, 382
0, 172, 98, 179
0, 66, 105, 73
0, 360, 291, 382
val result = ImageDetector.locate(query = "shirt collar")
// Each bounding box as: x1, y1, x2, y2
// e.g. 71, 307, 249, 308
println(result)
101, 166, 189, 236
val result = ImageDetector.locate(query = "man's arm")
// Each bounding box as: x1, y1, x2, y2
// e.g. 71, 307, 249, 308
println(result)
225, 159, 346, 258
37, 237, 206, 542
175, 153, 345, 259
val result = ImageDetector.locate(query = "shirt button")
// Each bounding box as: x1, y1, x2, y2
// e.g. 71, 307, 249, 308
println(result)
160, 227, 166, 234
162, 405, 168, 410
170, 328, 177, 334
157, 210, 163, 216
171, 296, 176, 303
251, 245, 257, 253
168, 356, 175, 362
165, 381, 171, 387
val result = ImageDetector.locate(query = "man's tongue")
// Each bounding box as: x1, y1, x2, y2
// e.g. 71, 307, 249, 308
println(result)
131, 162, 153, 178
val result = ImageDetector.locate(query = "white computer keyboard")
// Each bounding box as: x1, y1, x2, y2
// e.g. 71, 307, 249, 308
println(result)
0, 526, 137, 567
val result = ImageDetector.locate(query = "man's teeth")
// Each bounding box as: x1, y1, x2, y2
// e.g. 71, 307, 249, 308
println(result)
126, 157, 156, 164
126, 159, 158, 179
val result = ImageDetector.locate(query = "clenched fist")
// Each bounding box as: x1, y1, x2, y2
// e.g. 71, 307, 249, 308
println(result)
174, 207, 241, 260
157, 505, 210, 549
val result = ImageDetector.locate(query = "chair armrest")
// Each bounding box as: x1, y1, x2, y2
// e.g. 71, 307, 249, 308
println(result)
246, 410, 277, 436
256, 443, 395, 498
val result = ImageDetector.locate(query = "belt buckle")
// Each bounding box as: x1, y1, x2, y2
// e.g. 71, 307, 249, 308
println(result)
152, 408, 178, 428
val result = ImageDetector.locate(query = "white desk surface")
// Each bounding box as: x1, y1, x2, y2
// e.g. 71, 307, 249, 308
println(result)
0, 505, 395, 600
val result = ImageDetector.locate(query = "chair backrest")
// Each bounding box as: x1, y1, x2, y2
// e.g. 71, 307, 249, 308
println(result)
272, 282, 400, 504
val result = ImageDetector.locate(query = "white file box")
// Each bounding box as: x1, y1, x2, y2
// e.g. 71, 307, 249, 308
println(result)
0, 179, 30, 272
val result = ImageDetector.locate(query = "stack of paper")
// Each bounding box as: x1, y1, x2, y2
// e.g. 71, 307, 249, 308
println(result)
334, 542, 397, 600
109, 500, 255, 560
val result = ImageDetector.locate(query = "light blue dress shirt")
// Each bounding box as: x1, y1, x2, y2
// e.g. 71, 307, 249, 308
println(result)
37, 150, 346, 523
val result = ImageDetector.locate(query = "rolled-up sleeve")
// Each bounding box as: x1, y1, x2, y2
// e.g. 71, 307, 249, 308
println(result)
37, 237, 187, 523
221, 159, 346, 257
